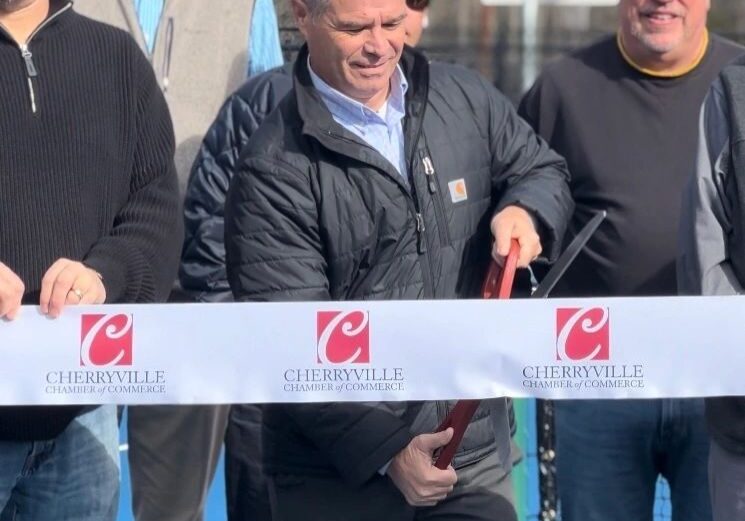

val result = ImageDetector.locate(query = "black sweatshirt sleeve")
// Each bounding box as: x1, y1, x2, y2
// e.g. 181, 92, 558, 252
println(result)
84, 53, 182, 303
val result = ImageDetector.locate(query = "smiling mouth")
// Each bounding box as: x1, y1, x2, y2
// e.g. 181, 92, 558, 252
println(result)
642, 12, 679, 23
354, 62, 388, 70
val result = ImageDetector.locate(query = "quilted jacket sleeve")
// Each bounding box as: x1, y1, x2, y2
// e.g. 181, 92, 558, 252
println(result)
224, 153, 331, 301
484, 75, 574, 261
179, 67, 292, 302
224, 146, 413, 486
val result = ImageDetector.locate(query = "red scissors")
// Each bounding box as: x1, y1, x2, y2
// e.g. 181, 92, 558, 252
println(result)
433, 239, 520, 470
431, 210, 607, 469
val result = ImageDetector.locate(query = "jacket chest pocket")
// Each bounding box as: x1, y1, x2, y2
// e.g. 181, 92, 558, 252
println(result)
417, 136, 492, 246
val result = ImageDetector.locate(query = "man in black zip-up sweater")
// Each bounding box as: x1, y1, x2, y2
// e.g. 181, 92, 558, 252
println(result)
0, 0, 181, 519
224, 0, 572, 518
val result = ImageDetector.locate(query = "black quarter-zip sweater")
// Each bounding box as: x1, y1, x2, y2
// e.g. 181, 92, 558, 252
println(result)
0, 2, 182, 441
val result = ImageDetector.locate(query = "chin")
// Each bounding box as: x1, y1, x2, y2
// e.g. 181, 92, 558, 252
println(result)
349, 78, 387, 93
639, 34, 683, 54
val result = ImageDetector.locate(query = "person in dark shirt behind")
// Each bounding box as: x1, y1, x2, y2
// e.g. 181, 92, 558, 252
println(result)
519, 1, 743, 520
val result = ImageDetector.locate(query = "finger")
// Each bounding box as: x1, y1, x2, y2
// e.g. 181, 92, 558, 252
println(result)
424, 493, 448, 505
5, 301, 22, 321
0, 296, 11, 319
0, 295, 22, 321
426, 467, 458, 490
67, 275, 96, 306
79, 286, 100, 305
492, 217, 514, 258
39, 258, 70, 313
47, 265, 79, 317
516, 235, 538, 267
0, 270, 25, 321
444, 466, 458, 485
65, 289, 82, 306
420, 427, 454, 453
420, 484, 454, 500
491, 242, 505, 266
78, 276, 105, 305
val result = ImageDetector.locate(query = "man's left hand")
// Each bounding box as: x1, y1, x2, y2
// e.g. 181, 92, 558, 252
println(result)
490, 205, 542, 268
40, 258, 106, 318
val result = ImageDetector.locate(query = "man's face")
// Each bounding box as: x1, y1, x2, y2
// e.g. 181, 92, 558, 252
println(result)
619, 0, 709, 55
295, 0, 408, 107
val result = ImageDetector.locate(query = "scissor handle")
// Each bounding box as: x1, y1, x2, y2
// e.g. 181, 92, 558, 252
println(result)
433, 239, 520, 470
482, 239, 520, 299
433, 400, 481, 469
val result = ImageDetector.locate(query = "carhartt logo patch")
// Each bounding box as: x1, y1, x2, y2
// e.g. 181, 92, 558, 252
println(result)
448, 179, 468, 203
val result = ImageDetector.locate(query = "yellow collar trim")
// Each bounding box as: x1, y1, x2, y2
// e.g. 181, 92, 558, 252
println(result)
616, 29, 709, 78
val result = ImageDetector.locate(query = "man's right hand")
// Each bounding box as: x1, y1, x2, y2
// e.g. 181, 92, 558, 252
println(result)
387, 427, 458, 507
0, 262, 24, 320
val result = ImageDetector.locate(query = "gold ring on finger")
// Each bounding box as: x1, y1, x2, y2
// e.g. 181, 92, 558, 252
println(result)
70, 288, 84, 300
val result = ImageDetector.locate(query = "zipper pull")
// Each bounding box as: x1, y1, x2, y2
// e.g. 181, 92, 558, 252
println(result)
422, 156, 437, 193
20, 45, 37, 77
415, 213, 427, 254
19, 44, 38, 113
416, 213, 425, 233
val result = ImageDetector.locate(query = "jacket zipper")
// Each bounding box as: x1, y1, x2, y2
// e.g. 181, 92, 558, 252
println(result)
6, 3, 73, 114
328, 130, 430, 264
19, 44, 37, 113
419, 149, 449, 439
421, 152, 451, 246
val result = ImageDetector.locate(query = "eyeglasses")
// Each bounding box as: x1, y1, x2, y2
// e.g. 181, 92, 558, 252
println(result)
407, 0, 430, 11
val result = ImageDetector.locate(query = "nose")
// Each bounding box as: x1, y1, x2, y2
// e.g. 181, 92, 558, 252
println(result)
362, 25, 389, 57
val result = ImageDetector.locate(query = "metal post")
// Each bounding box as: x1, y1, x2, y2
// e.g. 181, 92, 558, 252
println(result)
521, 0, 539, 92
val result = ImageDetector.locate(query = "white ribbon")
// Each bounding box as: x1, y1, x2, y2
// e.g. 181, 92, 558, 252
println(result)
1, 296, 742, 405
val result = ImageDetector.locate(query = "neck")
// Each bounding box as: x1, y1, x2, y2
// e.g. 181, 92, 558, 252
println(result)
361, 85, 392, 111
617, 28, 709, 78
0, 0, 50, 44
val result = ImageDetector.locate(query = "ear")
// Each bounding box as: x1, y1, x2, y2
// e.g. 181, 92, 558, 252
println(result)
291, 0, 312, 39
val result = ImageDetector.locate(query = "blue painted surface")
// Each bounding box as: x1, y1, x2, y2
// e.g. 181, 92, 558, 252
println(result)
116, 410, 227, 521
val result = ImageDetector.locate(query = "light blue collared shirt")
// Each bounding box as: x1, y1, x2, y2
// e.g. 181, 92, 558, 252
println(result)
309, 60, 409, 181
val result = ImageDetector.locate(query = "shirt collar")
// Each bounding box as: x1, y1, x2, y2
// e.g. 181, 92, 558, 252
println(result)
308, 58, 408, 130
